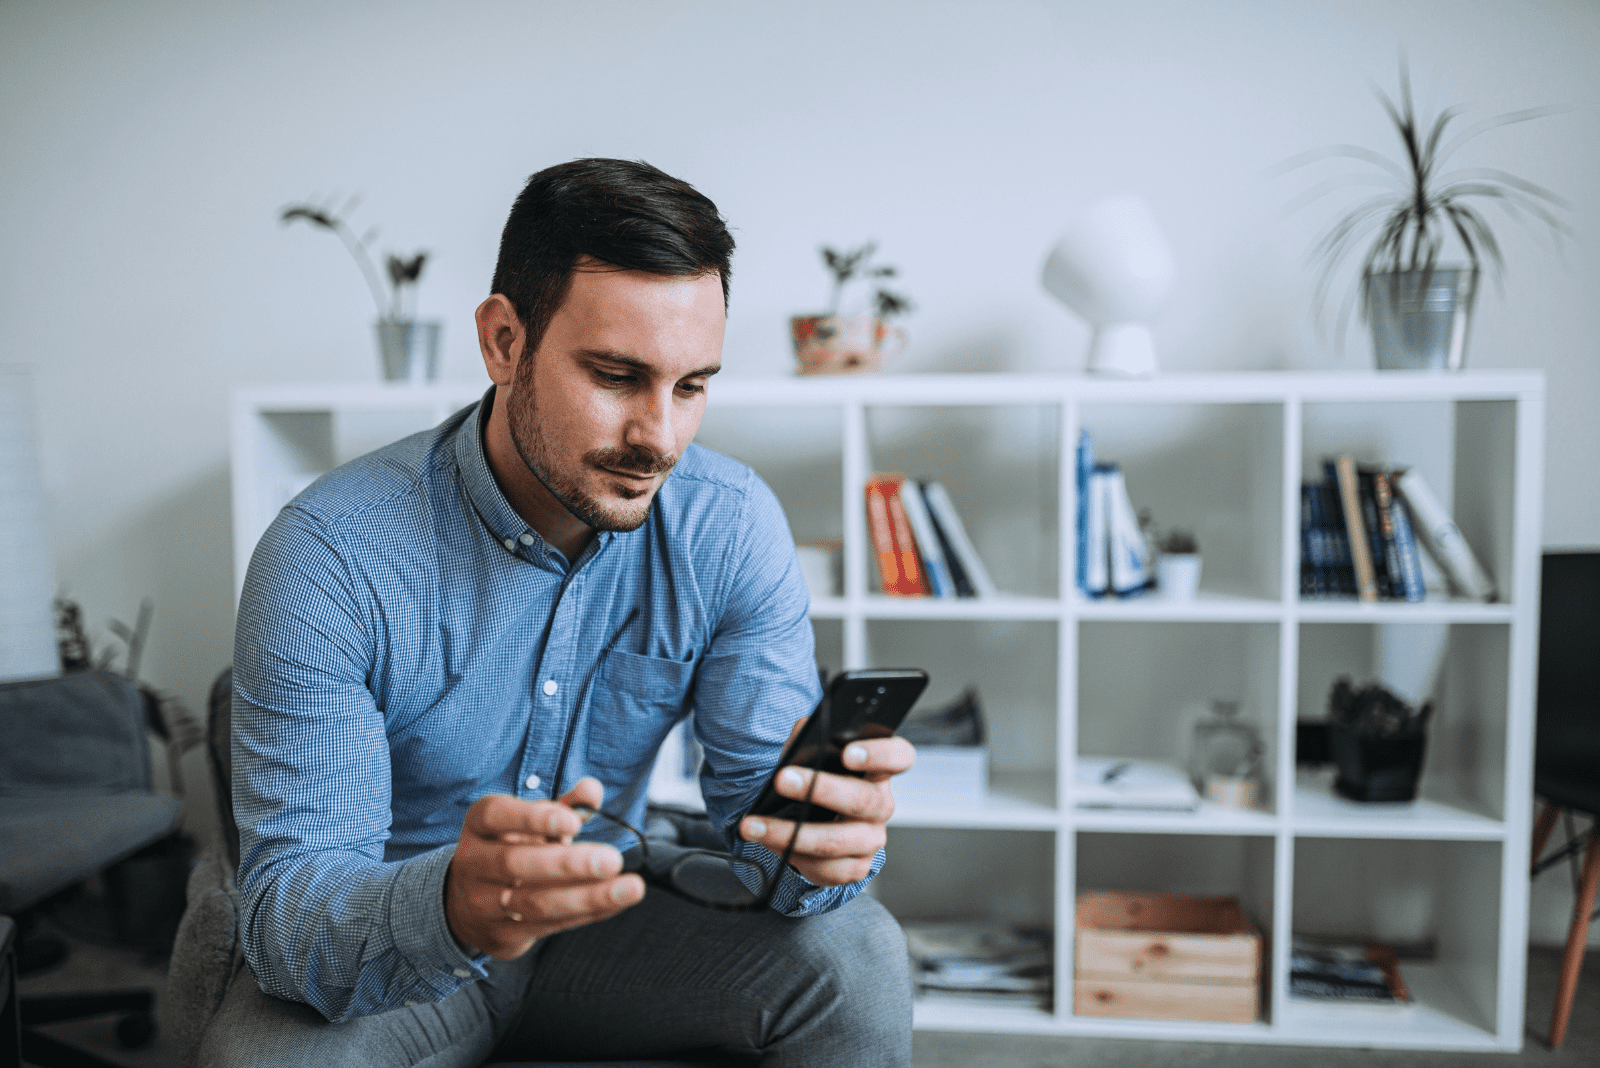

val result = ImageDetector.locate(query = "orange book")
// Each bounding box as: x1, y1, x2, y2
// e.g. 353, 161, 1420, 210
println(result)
866, 474, 928, 596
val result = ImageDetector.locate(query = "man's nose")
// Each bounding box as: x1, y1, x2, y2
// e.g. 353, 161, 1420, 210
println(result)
624, 387, 676, 458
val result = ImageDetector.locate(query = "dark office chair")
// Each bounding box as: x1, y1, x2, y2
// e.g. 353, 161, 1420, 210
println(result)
0, 670, 184, 1067
1530, 550, 1600, 1048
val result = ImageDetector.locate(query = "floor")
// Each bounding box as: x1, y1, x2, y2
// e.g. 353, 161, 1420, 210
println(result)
16, 933, 1600, 1066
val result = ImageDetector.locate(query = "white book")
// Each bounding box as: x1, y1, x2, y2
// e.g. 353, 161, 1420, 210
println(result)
1106, 467, 1152, 595
1394, 469, 1495, 602
921, 482, 997, 598
1084, 467, 1112, 596
898, 480, 955, 598
1075, 757, 1200, 811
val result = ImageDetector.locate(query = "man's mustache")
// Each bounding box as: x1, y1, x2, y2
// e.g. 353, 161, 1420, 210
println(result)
587, 446, 678, 476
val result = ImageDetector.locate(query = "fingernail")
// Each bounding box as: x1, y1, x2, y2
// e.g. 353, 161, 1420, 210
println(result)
844, 744, 867, 767
781, 768, 806, 790
610, 879, 637, 905
744, 817, 767, 839
545, 813, 564, 835
591, 847, 620, 878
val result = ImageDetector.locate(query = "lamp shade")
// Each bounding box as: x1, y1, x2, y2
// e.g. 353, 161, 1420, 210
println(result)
1041, 193, 1176, 376
0, 366, 60, 681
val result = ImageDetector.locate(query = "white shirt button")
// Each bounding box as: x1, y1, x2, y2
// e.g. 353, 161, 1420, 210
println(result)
542, 679, 558, 696
524, 774, 541, 790
452, 967, 471, 979
502, 538, 516, 551
519, 532, 535, 545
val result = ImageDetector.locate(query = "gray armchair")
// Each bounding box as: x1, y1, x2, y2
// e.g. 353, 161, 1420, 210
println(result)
0, 669, 184, 1066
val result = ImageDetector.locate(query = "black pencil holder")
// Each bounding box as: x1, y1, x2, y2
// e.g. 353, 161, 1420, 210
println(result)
1328, 725, 1427, 802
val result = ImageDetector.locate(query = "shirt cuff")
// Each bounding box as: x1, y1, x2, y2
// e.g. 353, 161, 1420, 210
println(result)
389, 842, 492, 994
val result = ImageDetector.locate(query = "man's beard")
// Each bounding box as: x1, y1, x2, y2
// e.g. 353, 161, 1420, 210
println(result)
505, 374, 679, 533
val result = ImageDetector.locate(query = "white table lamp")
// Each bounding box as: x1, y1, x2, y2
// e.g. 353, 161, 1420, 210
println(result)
1041, 193, 1176, 377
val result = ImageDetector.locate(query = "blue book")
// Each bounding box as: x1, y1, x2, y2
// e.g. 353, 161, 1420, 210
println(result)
1389, 492, 1427, 602
1076, 430, 1095, 596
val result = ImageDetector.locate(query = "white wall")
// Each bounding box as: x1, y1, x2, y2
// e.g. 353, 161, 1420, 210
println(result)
2, 0, 1596, 942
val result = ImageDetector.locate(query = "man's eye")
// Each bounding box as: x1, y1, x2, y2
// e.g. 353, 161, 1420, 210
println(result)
598, 372, 634, 385
677, 381, 707, 396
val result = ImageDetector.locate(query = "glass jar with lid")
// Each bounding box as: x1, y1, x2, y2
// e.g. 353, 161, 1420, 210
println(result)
1187, 699, 1264, 808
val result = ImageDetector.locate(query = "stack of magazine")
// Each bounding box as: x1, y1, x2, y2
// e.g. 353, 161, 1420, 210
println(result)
902, 920, 1053, 1008
864, 474, 996, 598
1289, 938, 1414, 1014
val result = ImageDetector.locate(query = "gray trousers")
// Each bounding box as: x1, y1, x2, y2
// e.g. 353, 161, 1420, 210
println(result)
196, 889, 911, 1068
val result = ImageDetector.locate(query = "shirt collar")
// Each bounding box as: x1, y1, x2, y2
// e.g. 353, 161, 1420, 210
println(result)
452, 385, 614, 567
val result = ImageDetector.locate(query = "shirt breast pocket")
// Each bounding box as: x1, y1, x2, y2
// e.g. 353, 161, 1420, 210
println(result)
584, 650, 696, 777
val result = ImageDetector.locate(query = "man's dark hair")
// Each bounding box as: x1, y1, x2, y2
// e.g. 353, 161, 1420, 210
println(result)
490, 158, 735, 353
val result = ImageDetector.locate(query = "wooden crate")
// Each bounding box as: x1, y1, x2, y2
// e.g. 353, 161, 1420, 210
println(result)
1074, 891, 1262, 1023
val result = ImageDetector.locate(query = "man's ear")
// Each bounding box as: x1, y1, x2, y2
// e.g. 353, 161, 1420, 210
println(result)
475, 294, 525, 386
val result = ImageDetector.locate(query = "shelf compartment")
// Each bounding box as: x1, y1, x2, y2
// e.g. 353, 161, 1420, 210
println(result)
1290, 837, 1503, 1042
1074, 833, 1276, 1024
1077, 620, 1281, 816
1291, 770, 1504, 840
1297, 622, 1509, 823
1079, 401, 1284, 602
864, 404, 1060, 600
870, 619, 1057, 807
1300, 397, 1519, 607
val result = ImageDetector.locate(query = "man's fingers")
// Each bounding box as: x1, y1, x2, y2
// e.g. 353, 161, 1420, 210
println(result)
492, 841, 625, 886
555, 776, 605, 813
837, 736, 916, 778
502, 872, 645, 923
738, 812, 886, 860
464, 793, 583, 842
772, 766, 895, 823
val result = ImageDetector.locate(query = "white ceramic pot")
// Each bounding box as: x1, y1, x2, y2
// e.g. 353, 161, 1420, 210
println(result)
1157, 553, 1202, 599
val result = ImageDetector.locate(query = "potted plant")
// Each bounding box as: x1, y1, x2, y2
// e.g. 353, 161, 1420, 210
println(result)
1287, 62, 1567, 370
1325, 678, 1433, 802
281, 197, 438, 382
1143, 519, 1201, 599
790, 242, 913, 375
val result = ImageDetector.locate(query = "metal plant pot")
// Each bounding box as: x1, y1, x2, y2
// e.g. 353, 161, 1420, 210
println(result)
1364, 268, 1478, 371
375, 318, 442, 382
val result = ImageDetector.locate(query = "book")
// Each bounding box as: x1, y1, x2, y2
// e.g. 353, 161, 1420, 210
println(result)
1300, 484, 1319, 598
1318, 480, 1356, 597
1075, 757, 1200, 811
898, 479, 955, 598
1332, 456, 1380, 602
1289, 938, 1414, 1014
1357, 470, 1396, 598
1388, 492, 1428, 602
1106, 467, 1152, 595
1394, 468, 1496, 602
1076, 430, 1095, 596
922, 481, 997, 598
921, 481, 976, 596
1083, 465, 1112, 597
865, 475, 928, 596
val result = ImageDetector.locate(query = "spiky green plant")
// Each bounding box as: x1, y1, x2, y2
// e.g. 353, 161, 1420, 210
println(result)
281, 196, 428, 320
1282, 61, 1567, 345
820, 241, 913, 320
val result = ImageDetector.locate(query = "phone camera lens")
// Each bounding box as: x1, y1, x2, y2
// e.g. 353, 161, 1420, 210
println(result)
876, 686, 887, 694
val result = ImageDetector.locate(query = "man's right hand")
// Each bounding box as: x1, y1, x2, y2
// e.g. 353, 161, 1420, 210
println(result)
446, 777, 645, 959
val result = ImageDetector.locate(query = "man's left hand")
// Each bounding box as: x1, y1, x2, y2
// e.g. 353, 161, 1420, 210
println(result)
737, 722, 916, 886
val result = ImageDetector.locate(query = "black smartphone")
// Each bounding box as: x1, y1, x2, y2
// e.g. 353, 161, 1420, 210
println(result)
747, 668, 929, 823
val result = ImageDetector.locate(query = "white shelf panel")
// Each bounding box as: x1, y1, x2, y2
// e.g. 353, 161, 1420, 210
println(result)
853, 594, 1062, 621
1074, 591, 1282, 622
892, 772, 1056, 829
1072, 800, 1279, 836
1057, 1013, 1278, 1042
1295, 598, 1514, 624
912, 995, 1057, 1034
238, 380, 488, 412
1291, 777, 1504, 840
1278, 964, 1504, 1050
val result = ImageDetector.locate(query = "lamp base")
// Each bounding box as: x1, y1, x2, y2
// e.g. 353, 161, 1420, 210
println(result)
1086, 323, 1158, 377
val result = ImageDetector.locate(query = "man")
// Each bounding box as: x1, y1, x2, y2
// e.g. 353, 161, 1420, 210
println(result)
204, 159, 915, 1067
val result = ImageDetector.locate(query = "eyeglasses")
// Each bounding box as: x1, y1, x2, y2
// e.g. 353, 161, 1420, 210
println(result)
573, 697, 831, 912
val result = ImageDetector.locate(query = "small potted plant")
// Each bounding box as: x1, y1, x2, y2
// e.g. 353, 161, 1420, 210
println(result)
1285, 61, 1567, 370
1325, 677, 1433, 802
1148, 524, 1201, 600
790, 242, 913, 375
281, 197, 438, 382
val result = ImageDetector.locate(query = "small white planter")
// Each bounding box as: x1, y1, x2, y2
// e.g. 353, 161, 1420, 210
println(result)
1157, 554, 1202, 599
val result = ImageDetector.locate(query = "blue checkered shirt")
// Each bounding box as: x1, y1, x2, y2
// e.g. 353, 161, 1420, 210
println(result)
232, 388, 877, 1022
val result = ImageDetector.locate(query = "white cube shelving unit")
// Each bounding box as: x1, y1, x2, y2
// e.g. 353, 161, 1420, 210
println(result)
232, 370, 1543, 1051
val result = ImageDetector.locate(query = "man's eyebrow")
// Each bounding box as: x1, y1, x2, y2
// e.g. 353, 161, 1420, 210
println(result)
580, 349, 722, 379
